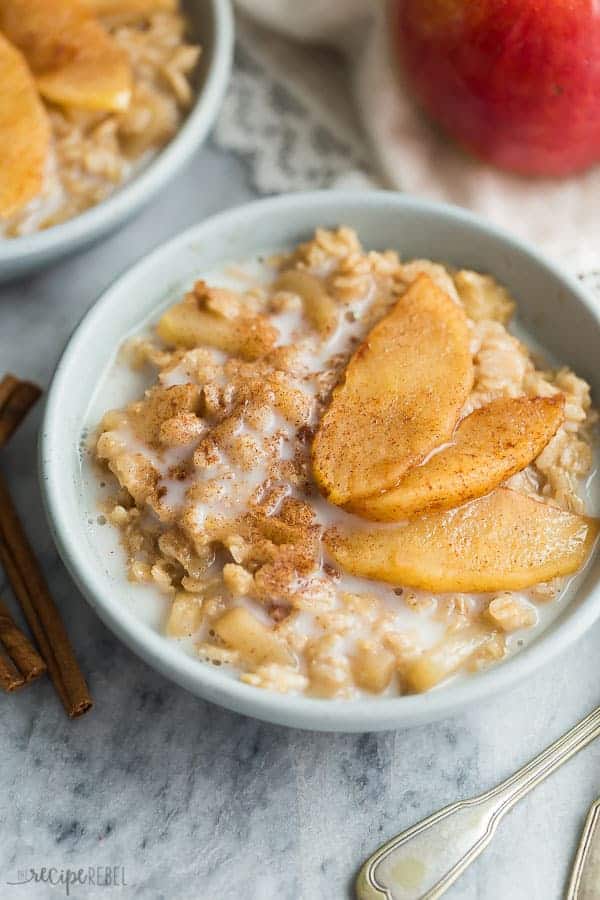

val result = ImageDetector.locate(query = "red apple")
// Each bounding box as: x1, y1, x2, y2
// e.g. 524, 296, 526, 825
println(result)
394, 0, 600, 177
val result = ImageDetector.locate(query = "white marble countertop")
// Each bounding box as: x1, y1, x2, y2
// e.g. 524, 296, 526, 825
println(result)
1, 140, 599, 900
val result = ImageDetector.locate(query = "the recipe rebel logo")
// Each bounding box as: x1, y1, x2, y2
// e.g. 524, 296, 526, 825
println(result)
6, 866, 128, 895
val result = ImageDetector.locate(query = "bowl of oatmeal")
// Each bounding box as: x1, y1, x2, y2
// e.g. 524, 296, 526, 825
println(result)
0, 0, 233, 282
40, 191, 600, 731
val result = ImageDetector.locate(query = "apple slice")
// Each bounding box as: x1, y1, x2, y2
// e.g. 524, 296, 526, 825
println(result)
86, 0, 176, 16
312, 275, 473, 506
156, 296, 278, 361
325, 488, 599, 593
348, 395, 565, 520
0, 33, 51, 218
0, 0, 132, 112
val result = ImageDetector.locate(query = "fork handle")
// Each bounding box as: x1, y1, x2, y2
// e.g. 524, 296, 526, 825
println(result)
489, 705, 600, 805
357, 705, 600, 900
566, 798, 600, 900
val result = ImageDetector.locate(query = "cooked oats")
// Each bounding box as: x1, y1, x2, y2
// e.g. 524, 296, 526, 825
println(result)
94, 228, 598, 698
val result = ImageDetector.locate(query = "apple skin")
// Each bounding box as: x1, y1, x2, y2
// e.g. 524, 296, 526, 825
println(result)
394, 0, 600, 177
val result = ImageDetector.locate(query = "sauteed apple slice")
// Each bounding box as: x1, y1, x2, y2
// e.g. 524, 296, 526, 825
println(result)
312, 275, 473, 506
325, 488, 599, 593
87, 0, 176, 15
349, 395, 565, 520
0, 33, 50, 218
0, 0, 132, 112
157, 289, 278, 361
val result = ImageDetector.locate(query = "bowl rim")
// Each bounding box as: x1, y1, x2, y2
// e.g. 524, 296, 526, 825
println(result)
40, 190, 600, 732
0, 0, 234, 266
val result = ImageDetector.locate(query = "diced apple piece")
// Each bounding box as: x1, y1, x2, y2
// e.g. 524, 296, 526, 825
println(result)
274, 269, 339, 337
325, 488, 599, 593
349, 395, 564, 520
0, 0, 132, 112
0, 33, 50, 217
312, 275, 473, 505
405, 627, 503, 692
157, 299, 278, 361
214, 607, 294, 667
352, 641, 396, 693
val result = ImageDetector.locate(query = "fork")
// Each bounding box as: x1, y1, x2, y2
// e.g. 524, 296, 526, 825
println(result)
356, 705, 600, 900
566, 796, 600, 900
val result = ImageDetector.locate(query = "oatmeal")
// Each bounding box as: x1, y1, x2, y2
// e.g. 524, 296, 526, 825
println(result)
0, 0, 200, 236
93, 227, 598, 698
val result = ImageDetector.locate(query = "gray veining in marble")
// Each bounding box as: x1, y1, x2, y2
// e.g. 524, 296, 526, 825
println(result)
1, 140, 600, 900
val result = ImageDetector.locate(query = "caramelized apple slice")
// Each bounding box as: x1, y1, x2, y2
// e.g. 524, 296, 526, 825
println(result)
312, 275, 473, 505
87, 0, 176, 15
156, 297, 278, 361
325, 489, 599, 593
0, 0, 132, 112
349, 395, 565, 520
0, 33, 50, 217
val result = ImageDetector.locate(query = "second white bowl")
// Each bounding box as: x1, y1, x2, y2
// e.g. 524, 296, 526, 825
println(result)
0, 0, 233, 282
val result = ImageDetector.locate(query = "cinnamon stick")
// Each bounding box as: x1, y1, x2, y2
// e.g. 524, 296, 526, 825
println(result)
0, 651, 25, 693
0, 474, 93, 717
0, 373, 92, 716
0, 373, 46, 694
0, 597, 46, 682
0, 374, 42, 448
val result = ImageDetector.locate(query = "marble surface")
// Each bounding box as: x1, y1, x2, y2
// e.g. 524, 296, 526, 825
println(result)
1, 141, 600, 900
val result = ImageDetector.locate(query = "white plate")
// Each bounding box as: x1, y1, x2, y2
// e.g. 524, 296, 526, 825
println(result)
40, 191, 600, 731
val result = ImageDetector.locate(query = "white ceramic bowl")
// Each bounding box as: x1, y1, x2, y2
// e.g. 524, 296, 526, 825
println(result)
0, 0, 233, 283
40, 191, 600, 732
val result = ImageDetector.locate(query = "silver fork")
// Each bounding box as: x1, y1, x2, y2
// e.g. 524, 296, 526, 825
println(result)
356, 705, 600, 900
566, 796, 600, 900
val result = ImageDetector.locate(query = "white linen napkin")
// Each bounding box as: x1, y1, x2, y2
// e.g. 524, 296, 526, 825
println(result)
230, 0, 600, 272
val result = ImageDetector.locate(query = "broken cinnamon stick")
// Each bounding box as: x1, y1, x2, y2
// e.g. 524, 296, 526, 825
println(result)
0, 474, 93, 717
0, 374, 46, 693
0, 374, 42, 448
0, 596, 46, 683
0, 651, 24, 693
0, 373, 92, 716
